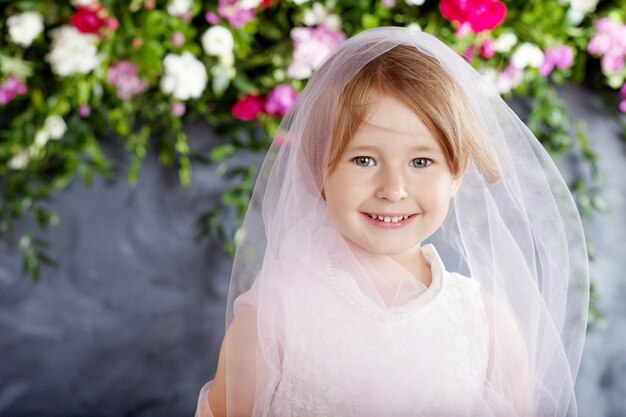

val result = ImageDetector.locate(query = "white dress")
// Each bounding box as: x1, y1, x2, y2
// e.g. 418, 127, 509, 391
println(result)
197, 244, 490, 417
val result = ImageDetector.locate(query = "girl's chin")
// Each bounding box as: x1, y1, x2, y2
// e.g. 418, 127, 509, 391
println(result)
358, 241, 423, 257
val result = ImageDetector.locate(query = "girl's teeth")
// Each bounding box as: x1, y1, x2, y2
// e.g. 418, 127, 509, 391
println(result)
368, 214, 412, 222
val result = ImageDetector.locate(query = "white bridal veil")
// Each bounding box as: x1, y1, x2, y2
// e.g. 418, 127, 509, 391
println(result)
197, 27, 589, 417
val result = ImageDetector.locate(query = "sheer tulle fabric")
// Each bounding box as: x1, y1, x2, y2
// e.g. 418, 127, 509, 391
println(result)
196, 28, 588, 417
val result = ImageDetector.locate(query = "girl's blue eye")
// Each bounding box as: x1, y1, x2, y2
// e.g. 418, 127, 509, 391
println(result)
411, 158, 431, 168
353, 156, 375, 167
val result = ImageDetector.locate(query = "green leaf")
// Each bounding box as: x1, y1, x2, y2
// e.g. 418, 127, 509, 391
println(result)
210, 144, 236, 163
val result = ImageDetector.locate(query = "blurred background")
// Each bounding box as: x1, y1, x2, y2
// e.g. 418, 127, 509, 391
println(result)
1, 0, 625, 416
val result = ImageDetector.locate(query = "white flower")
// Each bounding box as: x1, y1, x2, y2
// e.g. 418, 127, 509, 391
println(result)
493, 33, 517, 53
167, 0, 193, 16
219, 53, 235, 68
406, 23, 422, 32
43, 115, 67, 140
480, 67, 523, 94
8, 150, 30, 170
160, 52, 207, 100
46, 26, 100, 76
34, 130, 50, 148
405, 0, 425, 5
323, 15, 342, 31
71, 0, 98, 5
511, 43, 544, 69
7, 11, 44, 47
289, 0, 310, 4
303, 4, 326, 26
569, 0, 599, 13
567, 0, 598, 24
238, 0, 263, 9
201, 26, 234, 57
303, 4, 342, 31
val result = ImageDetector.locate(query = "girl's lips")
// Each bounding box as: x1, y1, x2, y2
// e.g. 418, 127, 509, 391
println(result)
361, 212, 417, 229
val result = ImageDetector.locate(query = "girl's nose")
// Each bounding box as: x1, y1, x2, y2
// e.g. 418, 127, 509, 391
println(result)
376, 171, 408, 202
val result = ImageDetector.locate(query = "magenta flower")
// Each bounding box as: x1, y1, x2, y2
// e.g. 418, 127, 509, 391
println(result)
481, 39, 496, 59
288, 25, 346, 79
264, 84, 298, 116
463, 45, 475, 63
232, 94, 265, 121
218, 0, 256, 29
107, 60, 149, 100
440, 0, 507, 34
539, 46, 574, 76
0, 75, 27, 105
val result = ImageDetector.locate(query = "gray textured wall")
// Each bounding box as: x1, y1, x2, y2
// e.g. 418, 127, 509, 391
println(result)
0, 86, 625, 417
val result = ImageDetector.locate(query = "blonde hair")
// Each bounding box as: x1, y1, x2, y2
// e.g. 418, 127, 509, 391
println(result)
327, 45, 503, 184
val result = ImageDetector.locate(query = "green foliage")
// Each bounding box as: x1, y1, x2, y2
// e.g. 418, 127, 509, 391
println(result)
1, 0, 624, 292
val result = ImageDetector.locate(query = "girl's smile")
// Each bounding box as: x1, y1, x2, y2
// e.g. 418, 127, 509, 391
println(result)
361, 212, 418, 228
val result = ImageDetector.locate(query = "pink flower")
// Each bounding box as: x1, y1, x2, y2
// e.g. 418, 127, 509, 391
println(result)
264, 84, 298, 116
0, 89, 11, 105
218, 0, 256, 29
619, 100, 626, 113
595, 17, 615, 34
539, 46, 574, 76
232, 94, 265, 121
288, 25, 346, 79
619, 83, 626, 98
381, 0, 396, 8
170, 101, 186, 117
205, 11, 221, 24
484, 64, 524, 94
144, 0, 156, 10
107, 18, 119, 31
454, 22, 472, 39
107, 60, 149, 100
70, 5, 114, 36
181, 11, 192, 23
0, 75, 27, 105
587, 33, 611, 55
480, 39, 496, 58
588, 17, 626, 73
172, 31, 185, 48
4, 75, 27, 95
79, 105, 91, 118
440, 0, 507, 33
601, 53, 624, 72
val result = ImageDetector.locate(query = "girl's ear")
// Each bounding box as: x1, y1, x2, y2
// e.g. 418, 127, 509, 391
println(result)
450, 174, 464, 198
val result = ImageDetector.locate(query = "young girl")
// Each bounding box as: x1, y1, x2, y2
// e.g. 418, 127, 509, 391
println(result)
196, 27, 589, 417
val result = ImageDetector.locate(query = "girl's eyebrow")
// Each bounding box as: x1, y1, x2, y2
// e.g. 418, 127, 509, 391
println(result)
347, 144, 443, 154
346, 145, 380, 153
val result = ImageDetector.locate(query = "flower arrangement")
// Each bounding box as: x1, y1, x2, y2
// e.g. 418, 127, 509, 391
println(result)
1, 0, 624, 283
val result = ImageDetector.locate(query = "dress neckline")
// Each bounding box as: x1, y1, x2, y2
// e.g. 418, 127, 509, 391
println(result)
324, 244, 446, 321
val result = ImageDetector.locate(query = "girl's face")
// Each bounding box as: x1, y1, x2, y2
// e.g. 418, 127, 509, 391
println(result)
324, 94, 461, 259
